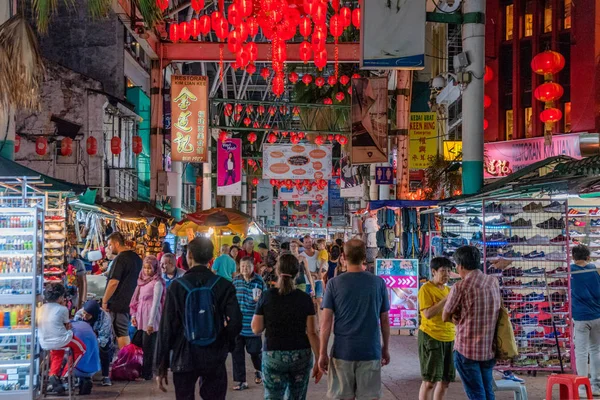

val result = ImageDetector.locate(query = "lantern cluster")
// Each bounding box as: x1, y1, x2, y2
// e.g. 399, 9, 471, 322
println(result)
483, 65, 493, 131
269, 178, 328, 191
531, 50, 565, 127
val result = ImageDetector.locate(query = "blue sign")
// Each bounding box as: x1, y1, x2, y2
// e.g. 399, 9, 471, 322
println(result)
328, 180, 344, 217
375, 167, 394, 185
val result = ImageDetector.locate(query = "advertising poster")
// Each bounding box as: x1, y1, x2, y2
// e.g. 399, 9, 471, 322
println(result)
360, 0, 426, 69
281, 201, 328, 227
217, 138, 242, 196
340, 151, 364, 198
328, 180, 346, 226
170, 75, 209, 162
375, 166, 394, 185
409, 112, 437, 169
256, 179, 274, 220
351, 77, 388, 164
263, 144, 332, 180
376, 259, 419, 329
279, 182, 328, 202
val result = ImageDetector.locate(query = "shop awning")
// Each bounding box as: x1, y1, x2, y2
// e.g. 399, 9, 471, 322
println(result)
0, 156, 87, 193
99, 201, 173, 221
369, 200, 440, 210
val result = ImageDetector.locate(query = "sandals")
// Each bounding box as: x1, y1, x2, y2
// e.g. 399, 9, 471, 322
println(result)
233, 382, 249, 391
255, 373, 263, 385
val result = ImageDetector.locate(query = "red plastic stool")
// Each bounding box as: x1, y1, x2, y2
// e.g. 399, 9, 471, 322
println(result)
546, 374, 593, 400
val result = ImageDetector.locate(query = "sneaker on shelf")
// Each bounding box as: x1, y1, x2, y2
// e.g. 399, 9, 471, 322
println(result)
526, 235, 550, 245
502, 372, 525, 384
548, 279, 568, 288
510, 218, 532, 228
468, 217, 483, 226
486, 232, 506, 241
515, 316, 538, 326
590, 208, 600, 216
536, 217, 565, 229
550, 234, 568, 243
590, 240, 600, 247
550, 292, 568, 302
443, 232, 460, 238
503, 279, 522, 287
523, 267, 545, 275
515, 304, 537, 313
445, 218, 462, 225
523, 202, 544, 213
526, 329, 545, 338
569, 218, 586, 227
522, 279, 545, 287
502, 267, 524, 277
523, 250, 545, 259
543, 201, 564, 213
567, 208, 587, 217
499, 250, 522, 260
466, 208, 481, 215
471, 232, 483, 241
591, 250, 600, 258
447, 207, 462, 214
484, 202, 502, 213
487, 267, 504, 275
524, 292, 545, 302
570, 230, 586, 238
546, 252, 565, 261
507, 235, 526, 244
502, 203, 523, 215
488, 217, 509, 226
591, 219, 600, 227
504, 291, 523, 301
547, 267, 568, 275
552, 304, 569, 313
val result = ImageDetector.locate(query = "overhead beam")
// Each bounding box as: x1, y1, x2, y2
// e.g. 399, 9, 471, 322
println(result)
161, 42, 360, 63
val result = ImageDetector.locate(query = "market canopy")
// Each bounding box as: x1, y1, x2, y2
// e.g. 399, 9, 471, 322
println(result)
172, 208, 252, 236
99, 201, 173, 221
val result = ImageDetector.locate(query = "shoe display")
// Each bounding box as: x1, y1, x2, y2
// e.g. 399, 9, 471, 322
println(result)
590, 207, 600, 216
552, 304, 570, 313
550, 234, 567, 243
503, 278, 523, 287
523, 267, 545, 275
498, 250, 522, 260
522, 279, 545, 287
591, 250, 600, 258
507, 235, 526, 243
466, 208, 481, 215
569, 230, 586, 237
550, 292, 567, 302
447, 207, 462, 214
488, 217, 509, 226
536, 217, 565, 229
546, 252, 566, 261
523, 250, 545, 259
502, 203, 523, 214
502, 267, 524, 277
524, 292, 545, 302
525, 329, 545, 338
548, 279, 568, 288
526, 235, 550, 245
514, 315, 538, 326
569, 218, 586, 227
543, 201, 564, 213
510, 218, 532, 228
443, 232, 460, 238
484, 202, 502, 213
523, 202, 544, 213
515, 304, 538, 313
547, 267, 568, 275
486, 232, 506, 241
445, 218, 462, 225
487, 267, 504, 275
468, 217, 483, 226
472, 232, 483, 241
591, 219, 600, 227
567, 208, 586, 217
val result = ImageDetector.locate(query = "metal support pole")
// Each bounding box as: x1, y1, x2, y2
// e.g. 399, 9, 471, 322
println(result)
241, 173, 248, 213
461, 0, 486, 194
202, 145, 212, 210
172, 161, 182, 220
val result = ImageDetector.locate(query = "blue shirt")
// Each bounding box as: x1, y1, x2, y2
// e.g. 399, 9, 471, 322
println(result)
233, 274, 266, 336
322, 271, 390, 361
163, 268, 186, 289
212, 254, 237, 282
571, 263, 600, 321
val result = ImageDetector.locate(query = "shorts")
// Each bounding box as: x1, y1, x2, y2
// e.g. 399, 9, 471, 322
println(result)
314, 280, 324, 298
111, 312, 130, 338
418, 330, 455, 383
327, 358, 382, 400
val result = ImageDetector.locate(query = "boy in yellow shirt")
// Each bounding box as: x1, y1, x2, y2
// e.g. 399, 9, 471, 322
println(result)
418, 257, 456, 400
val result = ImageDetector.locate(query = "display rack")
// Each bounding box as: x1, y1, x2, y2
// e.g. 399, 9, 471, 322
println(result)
0, 196, 44, 398
440, 199, 573, 372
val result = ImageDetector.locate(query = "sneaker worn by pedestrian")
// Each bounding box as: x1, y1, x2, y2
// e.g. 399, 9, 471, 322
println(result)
233, 382, 249, 390
49, 375, 65, 394
101, 377, 112, 386
502, 371, 525, 383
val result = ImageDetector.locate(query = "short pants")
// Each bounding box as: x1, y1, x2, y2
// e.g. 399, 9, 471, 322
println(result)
327, 358, 382, 400
111, 312, 130, 338
314, 280, 324, 298
418, 330, 455, 383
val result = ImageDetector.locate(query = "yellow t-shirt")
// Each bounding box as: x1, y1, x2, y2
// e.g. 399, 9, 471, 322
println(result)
318, 249, 328, 262
418, 281, 455, 342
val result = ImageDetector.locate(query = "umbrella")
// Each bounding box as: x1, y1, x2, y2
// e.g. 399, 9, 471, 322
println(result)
171, 208, 252, 236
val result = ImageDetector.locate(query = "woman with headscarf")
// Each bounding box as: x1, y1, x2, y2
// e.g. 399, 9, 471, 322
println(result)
129, 255, 166, 380
74, 300, 115, 386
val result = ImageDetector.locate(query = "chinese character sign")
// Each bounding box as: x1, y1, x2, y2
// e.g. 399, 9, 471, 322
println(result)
376, 259, 419, 329
170, 75, 209, 162
408, 112, 437, 169
217, 138, 242, 196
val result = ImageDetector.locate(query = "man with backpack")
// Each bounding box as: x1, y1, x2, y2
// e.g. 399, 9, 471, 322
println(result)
156, 237, 242, 400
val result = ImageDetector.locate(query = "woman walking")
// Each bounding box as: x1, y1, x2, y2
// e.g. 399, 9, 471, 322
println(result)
252, 254, 322, 399
290, 241, 314, 295
130, 255, 165, 380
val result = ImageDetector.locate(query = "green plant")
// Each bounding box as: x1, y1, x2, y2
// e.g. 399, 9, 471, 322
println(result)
423, 154, 462, 199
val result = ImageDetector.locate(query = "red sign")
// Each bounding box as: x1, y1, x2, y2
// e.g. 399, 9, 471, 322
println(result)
170, 75, 209, 163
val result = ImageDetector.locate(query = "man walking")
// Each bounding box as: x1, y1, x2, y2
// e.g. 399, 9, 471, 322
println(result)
212, 244, 237, 281
160, 253, 185, 289
156, 237, 242, 400
319, 239, 390, 400
442, 246, 501, 400
571, 245, 600, 396
102, 232, 142, 350
232, 257, 266, 390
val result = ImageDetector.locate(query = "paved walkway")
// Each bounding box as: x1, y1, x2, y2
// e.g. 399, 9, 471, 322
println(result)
83, 334, 558, 399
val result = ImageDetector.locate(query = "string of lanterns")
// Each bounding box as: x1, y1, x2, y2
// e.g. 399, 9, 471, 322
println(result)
21, 136, 143, 157
531, 50, 566, 127
483, 65, 493, 131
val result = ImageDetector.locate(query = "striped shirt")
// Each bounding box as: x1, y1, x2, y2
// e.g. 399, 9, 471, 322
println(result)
233, 274, 266, 337
444, 269, 501, 361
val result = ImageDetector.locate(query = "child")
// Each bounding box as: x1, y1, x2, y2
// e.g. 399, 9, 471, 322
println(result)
38, 283, 87, 395
316, 239, 329, 279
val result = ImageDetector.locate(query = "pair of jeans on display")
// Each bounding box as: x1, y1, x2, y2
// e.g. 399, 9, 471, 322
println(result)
454, 351, 496, 400
574, 318, 600, 391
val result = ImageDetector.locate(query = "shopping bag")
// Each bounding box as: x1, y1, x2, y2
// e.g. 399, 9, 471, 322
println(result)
110, 344, 143, 381
494, 307, 518, 360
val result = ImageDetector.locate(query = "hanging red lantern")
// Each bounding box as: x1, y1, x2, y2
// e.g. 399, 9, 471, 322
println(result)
327, 134, 334, 141
239, 0, 253, 16
213, 17, 229, 40
267, 133, 278, 143
534, 82, 564, 102
169, 23, 180, 42
227, 30, 242, 53
260, 67, 270, 80
315, 76, 325, 87
292, 106, 300, 116
60, 137, 73, 157
245, 105, 254, 114
252, 177, 260, 186
219, 130, 228, 141
247, 16, 259, 36
327, 75, 337, 86
303, 0, 317, 14
199, 15, 211, 35
312, 27, 326, 52
302, 74, 313, 85
484, 66, 494, 84
268, 106, 277, 116
338, 135, 348, 145
236, 46, 251, 68
483, 94, 492, 109
300, 16, 312, 38
314, 49, 327, 70
156, 0, 169, 11
190, 18, 201, 37
283, 200, 289, 206
211, 11, 222, 27
191, 0, 203, 11
246, 42, 258, 62
348, 86, 352, 95
132, 136, 143, 155
540, 108, 563, 123
313, 3, 327, 24
323, 98, 333, 105
248, 132, 258, 143
227, 4, 242, 25
279, 105, 288, 114
243, 117, 252, 126
531, 51, 565, 76
331, 0, 340, 12
246, 63, 256, 75
352, 72, 361, 79
257, 105, 265, 115
315, 135, 325, 145
299, 41, 312, 63
86, 137, 97, 156
352, 8, 361, 29
335, 92, 345, 102
110, 137, 122, 155
329, 14, 344, 38
235, 104, 244, 114
35, 137, 47, 156
339, 75, 350, 85
224, 103, 233, 117
289, 71, 299, 83
290, 135, 301, 144
339, 7, 351, 28
483, 119, 489, 130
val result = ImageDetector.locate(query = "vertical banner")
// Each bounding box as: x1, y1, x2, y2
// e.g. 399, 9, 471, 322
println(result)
360, 0, 426, 69
351, 77, 388, 164
217, 138, 242, 196
171, 75, 209, 162
328, 180, 347, 226
376, 259, 419, 329
256, 180, 274, 224
340, 151, 364, 198
409, 112, 437, 169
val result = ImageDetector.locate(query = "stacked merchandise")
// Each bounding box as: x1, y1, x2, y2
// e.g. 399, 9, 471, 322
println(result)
43, 214, 66, 284
441, 199, 572, 371
375, 208, 397, 259
402, 208, 419, 258
560, 205, 600, 259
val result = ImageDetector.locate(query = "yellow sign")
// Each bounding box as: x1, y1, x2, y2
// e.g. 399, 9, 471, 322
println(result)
409, 112, 437, 169
443, 141, 462, 161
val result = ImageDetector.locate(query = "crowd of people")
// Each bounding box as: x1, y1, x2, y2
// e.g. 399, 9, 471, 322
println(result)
34, 231, 600, 400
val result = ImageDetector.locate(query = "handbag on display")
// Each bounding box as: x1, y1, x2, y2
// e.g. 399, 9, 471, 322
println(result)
494, 306, 519, 360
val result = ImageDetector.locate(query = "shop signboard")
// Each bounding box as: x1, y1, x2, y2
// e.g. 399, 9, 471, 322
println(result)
328, 180, 344, 216
409, 112, 437, 169
217, 138, 242, 196
375, 166, 394, 185
278, 182, 328, 202
262, 144, 332, 180
170, 75, 209, 162
351, 77, 388, 164
484, 133, 582, 178
376, 258, 419, 329
360, 0, 425, 69
340, 152, 364, 198
443, 140, 462, 161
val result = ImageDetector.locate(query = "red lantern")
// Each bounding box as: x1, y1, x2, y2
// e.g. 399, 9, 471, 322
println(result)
224, 103, 233, 117
290, 135, 300, 144
227, 4, 242, 25
315, 76, 325, 87
323, 98, 333, 105
169, 23, 179, 42
327, 75, 337, 86
302, 74, 313, 85
35, 137, 47, 156
303, 0, 316, 14
292, 106, 300, 116
329, 14, 343, 38
213, 17, 229, 40
246, 63, 256, 75
339, 75, 350, 85
540, 108, 563, 123
483, 94, 492, 109
531, 51, 565, 76
289, 71, 299, 83
338, 135, 348, 145
299, 41, 312, 63
248, 132, 258, 143
243, 117, 252, 126
534, 82, 564, 102
268, 106, 277, 116
156, 0, 169, 11
219, 130, 228, 141
110, 137, 122, 155
246, 42, 258, 62
283, 200, 289, 206
352, 73, 361, 79
484, 66, 494, 84
13, 135, 20, 153
300, 16, 312, 38
352, 8, 361, 29
252, 177, 260, 186
313, 3, 326, 24
260, 68, 270, 80
339, 7, 352, 28
257, 105, 265, 115
314, 49, 327, 70
60, 137, 73, 157
227, 30, 242, 53
312, 27, 326, 52
86, 137, 97, 156
247, 16, 259, 36
191, 0, 203, 11
132, 136, 143, 155
211, 11, 222, 28
267, 133, 278, 143
178, 21, 190, 41
199, 15, 211, 35
314, 135, 325, 145
335, 92, 345, 102
190, 18, 201, 37
235, 104, 243, 114
483, 119, 489, 130
239, 0, 253, 16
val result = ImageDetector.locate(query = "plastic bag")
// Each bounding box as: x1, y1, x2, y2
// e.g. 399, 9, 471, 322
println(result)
110, 344, 143, 381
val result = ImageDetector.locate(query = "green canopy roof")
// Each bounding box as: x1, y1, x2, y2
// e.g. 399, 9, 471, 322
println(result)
0, 156, 87, 194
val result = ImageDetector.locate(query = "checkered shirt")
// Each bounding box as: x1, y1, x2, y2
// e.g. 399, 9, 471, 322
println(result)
444, 269, 501, 361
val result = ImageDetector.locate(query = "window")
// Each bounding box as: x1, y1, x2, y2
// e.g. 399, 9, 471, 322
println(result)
505, 4, 514, 40
524, 107, 533, 137
564, 102, 572, 132
524, 0, 533, 37
506, 110, 514, 140
564, 0, 572, 29
544, 0, 552, 33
